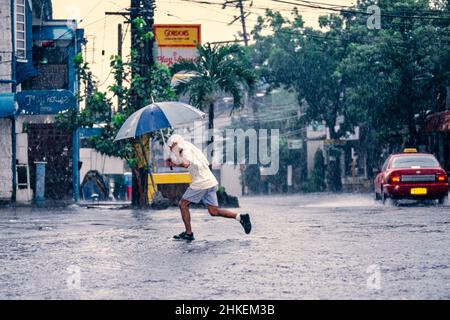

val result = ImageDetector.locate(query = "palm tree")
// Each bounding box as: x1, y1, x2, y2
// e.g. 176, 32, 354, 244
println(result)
171, 43, 256, 142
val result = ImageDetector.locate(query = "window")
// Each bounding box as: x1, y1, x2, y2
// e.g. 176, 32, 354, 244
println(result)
382, 157, 390, 171
16, 0, 27, 61
391, 156, 440, 169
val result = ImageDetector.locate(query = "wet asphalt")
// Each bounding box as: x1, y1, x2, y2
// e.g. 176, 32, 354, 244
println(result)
0, 193, 449, 300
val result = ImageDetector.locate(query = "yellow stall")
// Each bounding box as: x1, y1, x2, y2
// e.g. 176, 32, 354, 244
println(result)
148, 172, 192, 203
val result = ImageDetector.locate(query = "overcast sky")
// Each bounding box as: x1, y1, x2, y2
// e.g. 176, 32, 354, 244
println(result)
52, 0, 354, 91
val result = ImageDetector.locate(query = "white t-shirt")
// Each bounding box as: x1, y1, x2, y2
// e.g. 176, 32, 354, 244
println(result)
173, 143, 218, 190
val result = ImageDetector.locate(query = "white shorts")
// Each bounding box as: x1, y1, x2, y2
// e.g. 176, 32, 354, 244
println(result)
182, 186, 219, 207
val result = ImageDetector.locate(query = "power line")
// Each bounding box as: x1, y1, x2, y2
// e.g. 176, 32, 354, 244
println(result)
165, 12, 235, 24
79, 0, 104, 24
269, 0, 450, 21
288, 0, 450, 14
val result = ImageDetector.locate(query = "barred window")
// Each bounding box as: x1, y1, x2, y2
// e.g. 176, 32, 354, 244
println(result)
16, 0, 27, 61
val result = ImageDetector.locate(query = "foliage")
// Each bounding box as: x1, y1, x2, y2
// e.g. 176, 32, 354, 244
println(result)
248, 0, 450, 191
170, 43, 257, 132
56, 19, 175, 168
55, 53, 111, 131
340, 0, 450, 146
251, 9, 358, 139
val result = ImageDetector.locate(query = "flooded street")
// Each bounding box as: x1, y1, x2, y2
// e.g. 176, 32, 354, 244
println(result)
0, 194, 449, 300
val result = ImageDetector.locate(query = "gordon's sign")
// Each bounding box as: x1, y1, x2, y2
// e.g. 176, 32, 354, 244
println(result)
154, 24, 201, 48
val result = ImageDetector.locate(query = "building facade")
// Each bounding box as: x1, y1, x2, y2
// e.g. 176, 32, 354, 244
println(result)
0, 0, 84, 204
0, 0, 19, 202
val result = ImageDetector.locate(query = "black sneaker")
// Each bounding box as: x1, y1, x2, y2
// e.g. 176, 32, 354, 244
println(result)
240, 214, 252, 234
173, 231, 195, 242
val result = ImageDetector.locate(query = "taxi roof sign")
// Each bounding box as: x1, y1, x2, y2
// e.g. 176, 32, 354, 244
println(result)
403, 148, 418, 153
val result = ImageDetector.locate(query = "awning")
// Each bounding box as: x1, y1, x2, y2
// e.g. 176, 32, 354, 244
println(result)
33, 26, 76, 41
32, 25, 84, 42
423, 110, 450, 133
0, 94, 17, 118
16, 61, 39, 84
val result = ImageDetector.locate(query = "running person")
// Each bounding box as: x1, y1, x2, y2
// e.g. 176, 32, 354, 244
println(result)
165, 134, 252, 241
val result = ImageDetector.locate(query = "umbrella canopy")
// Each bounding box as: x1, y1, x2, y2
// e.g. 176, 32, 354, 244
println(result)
114, 102, 206, 141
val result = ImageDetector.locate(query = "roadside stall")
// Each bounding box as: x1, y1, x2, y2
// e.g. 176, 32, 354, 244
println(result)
114, 101, 206, 208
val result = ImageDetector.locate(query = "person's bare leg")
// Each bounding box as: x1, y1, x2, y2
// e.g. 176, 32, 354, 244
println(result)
207, 205, 237, 219
179, 199, 193, 234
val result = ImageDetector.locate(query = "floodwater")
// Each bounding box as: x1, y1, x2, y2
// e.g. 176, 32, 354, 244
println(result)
0, 193, 449, 300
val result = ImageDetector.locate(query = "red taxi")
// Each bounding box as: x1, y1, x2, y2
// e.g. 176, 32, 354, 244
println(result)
374, 149, 449, 204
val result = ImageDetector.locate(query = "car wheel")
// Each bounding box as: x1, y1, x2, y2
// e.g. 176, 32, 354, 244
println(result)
438, 195, 448, 205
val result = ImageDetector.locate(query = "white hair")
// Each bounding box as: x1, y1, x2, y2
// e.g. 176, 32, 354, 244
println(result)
166, 134, 210, 167
167, 134, 185, 148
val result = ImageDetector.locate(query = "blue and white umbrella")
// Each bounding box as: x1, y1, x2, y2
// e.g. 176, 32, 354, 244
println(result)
114, 102, 206, 141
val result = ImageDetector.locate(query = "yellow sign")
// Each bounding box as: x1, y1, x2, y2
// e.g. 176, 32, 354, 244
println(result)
411, 188, 427, 195
154, 25, 201, 48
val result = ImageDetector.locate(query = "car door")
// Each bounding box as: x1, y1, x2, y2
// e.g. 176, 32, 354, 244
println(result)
375, 157, 391, 192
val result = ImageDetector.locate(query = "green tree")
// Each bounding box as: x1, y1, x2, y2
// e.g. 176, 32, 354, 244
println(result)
250, 1, 450, 189
250, 10, 353, 191
251, 10, 358, 140
340, 0, 450, 149
57, 18, 175, 208
170, 43, 257, 144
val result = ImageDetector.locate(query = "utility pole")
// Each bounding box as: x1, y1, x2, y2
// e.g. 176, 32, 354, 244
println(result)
106, 0, 156, 208
107, 1, 155, 78
222, 0, 252, 194
130, 0, 140, 77
141, 0, 156, 70
118, 24, 123, 58
106, 0, 156, 106
223, 0, 251, 46
237, 0, 249, 46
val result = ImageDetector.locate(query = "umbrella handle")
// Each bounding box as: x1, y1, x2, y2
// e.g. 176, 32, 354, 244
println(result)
160, 129, 173, 171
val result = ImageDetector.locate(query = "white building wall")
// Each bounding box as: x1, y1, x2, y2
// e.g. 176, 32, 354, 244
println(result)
80, 148, 126, 182
0, 120, 12, 200
0, 0, 12, 92
0, 0, 13, 200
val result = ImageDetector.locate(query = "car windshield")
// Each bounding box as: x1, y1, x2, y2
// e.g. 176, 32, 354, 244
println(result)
391, 155, 440, 169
